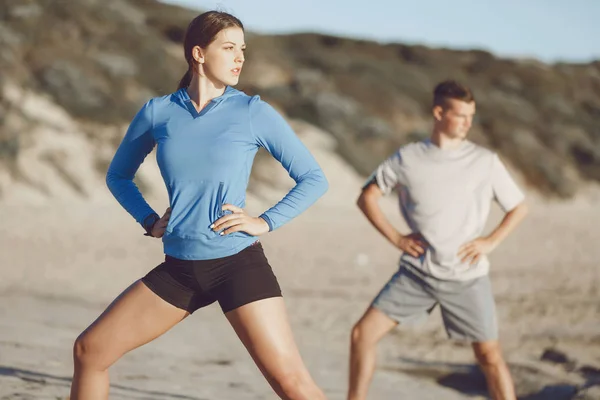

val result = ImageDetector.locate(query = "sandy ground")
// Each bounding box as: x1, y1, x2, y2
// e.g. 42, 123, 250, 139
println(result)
1, 123, 599, 399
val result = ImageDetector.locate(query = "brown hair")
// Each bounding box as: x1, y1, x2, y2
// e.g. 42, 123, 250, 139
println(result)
177, 11, 244, 90
433, 80, 475, 108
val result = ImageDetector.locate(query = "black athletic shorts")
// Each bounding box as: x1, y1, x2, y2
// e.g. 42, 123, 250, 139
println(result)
141, 242, 282, 313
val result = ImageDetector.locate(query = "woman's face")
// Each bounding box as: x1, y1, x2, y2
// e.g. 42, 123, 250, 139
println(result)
195, 27, 246, 86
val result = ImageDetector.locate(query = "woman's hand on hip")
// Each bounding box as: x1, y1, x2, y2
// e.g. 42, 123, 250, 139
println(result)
211, 204, 269, 236
150, 207, 171, 238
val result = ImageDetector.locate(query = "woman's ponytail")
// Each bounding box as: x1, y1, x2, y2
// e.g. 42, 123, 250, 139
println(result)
177, 69, 192, 90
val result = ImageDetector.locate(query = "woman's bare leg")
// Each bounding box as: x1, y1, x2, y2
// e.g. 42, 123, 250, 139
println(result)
225, 297, 327, 400
70, 280, 188, 400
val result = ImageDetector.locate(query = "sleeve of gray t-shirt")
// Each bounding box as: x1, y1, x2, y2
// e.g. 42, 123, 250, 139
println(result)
363, 150, 405, 195
491, 154, 525, 212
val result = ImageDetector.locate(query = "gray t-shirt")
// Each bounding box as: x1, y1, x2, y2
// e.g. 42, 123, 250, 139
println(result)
369, 139, 524, 281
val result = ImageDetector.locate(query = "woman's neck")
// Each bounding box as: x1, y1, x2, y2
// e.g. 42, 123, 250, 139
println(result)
186, 75, 227, 112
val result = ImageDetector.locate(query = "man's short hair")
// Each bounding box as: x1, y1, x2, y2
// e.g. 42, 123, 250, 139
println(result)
433, 80, 475, 108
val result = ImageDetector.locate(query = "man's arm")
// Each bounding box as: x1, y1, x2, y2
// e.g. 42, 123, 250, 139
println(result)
487, 201, 529, 247
357, 182, 425, 257
459, 201, 529, 264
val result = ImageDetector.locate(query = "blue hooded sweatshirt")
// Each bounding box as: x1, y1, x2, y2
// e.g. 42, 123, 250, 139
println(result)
106, 86, 328, 260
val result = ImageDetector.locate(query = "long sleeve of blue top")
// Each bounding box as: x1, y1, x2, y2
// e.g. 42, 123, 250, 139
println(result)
250, 97, 328, 231
106, 100, 157, 226
105, 87, 328, 260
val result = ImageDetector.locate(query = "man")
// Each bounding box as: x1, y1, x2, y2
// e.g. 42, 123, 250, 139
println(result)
348, 80, 528, 400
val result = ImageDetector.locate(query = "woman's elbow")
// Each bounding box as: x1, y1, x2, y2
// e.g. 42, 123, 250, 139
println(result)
296, 169, 328, 197
318, 173, 329, 195
105, 169, 130, 193
306, 169, 328, 196
105, 170, 116, 189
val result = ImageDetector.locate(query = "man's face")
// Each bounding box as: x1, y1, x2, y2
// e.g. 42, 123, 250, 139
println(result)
434, 99, 476, 139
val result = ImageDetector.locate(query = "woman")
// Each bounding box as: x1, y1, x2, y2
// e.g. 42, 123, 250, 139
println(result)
70, 11, 328, 400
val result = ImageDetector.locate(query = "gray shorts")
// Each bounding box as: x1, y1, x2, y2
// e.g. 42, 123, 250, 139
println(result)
372, 264, 498, 342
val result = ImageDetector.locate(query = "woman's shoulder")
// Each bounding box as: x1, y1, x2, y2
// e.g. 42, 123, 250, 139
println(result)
225, 87, 262, 107
132, 92, 175, 115
242, 93, 283, 118
151, 89, 185, 107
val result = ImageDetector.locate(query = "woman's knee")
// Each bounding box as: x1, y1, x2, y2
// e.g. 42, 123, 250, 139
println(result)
73, 332, 112, 370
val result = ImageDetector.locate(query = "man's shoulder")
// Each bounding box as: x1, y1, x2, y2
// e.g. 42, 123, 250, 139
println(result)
469, 141, 494, 154
396, 141, 427, 157
465, 141, 498, 162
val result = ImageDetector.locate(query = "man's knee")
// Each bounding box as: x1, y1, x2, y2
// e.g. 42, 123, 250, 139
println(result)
473, 341, 505, 367
351, 322, 367, 346
351, 321, 378, 348
351, 309, 396, 348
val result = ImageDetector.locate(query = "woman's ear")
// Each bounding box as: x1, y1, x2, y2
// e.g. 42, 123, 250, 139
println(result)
192, 46, 205, 64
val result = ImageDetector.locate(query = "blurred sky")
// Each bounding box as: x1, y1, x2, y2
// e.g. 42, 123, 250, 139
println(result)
160, 0, 599, 63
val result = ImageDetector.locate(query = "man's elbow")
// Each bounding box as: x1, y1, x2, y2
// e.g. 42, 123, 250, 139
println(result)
509, 200, 529, 217
356, 190, 373, 212
356, 192, 365, 209
517, 200, 530, 216
357, 182, 381, 209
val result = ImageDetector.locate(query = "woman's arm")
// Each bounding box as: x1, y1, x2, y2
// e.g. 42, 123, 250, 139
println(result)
249, 97, 328, 231
106, 100, 158, 232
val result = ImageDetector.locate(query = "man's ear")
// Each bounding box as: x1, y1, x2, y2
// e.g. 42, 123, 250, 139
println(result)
432, 105, 444, 121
